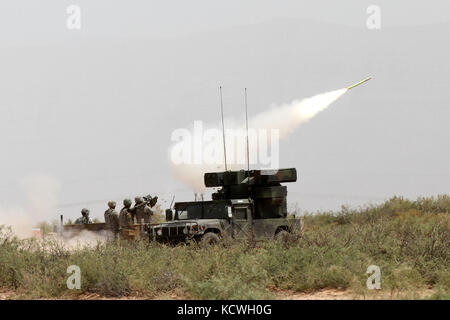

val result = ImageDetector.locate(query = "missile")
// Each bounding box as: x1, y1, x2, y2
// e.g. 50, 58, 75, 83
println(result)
347, 77, 372, 90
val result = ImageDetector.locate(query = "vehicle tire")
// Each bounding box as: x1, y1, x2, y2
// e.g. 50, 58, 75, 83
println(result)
200, 232, 220, 246
275, 230, 290, 242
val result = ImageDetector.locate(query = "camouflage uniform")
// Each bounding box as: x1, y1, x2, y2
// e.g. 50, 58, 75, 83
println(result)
104, 211, 111, 227
143, 195, 158, 223
75, 208, 93, 224
143, 204, 153, 223
105, 201, 119, 239
132, 197, 145, 224
119, 199, 133, 229
109, 211, 120, 234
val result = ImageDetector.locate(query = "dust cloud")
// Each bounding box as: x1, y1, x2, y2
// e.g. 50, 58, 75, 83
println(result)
0, 174, 61, 238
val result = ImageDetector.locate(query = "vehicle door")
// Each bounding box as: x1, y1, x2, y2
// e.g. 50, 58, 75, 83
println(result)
230, 205, 253, 240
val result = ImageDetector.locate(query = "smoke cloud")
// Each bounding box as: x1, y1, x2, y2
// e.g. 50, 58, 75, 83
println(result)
0, 174, 61, 238
60, 229, 109, 250
169, 88, 348, 191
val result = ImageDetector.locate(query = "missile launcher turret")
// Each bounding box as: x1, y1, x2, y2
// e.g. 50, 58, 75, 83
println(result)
205, 168, 297, 218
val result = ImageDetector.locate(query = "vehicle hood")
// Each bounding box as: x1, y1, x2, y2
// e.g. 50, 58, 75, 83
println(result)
148, 219, 221, 228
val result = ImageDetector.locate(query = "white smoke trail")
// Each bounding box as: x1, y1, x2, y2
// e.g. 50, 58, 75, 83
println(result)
250, 88, 348, 139
169, 88, 348, 191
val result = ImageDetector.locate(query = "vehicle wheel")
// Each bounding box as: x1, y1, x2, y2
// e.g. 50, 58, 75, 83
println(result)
200, 232, 220, 246
275, 230, 290, 242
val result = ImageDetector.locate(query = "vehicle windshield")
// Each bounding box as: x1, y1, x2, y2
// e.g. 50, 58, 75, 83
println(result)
175, 202, 229, 220
176, 208, 201, 220
177, 210, 188, 220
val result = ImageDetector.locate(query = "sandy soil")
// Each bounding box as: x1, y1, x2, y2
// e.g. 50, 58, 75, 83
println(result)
272, 288, 436, 300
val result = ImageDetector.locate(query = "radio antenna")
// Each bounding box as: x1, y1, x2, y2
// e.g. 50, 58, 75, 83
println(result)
169, 195, 175, 209
219, 86, 228, 171
244, 88, 250, 179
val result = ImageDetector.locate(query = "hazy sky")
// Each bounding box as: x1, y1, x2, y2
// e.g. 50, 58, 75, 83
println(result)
0, 1, 449, 223
1, 0, 450, 45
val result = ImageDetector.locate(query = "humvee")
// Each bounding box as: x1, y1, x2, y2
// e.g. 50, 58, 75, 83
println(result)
146, 168, 301, 245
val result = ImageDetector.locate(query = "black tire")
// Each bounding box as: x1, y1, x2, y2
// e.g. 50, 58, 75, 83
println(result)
275, 230, 290, 242
200, 232, 220, 246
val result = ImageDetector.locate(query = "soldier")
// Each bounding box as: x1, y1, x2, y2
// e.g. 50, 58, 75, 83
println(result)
104, 201, 113, 226
131, 196, 146, 224
74, 208, 93, 224
143, 201, 153, 223
104, 201, 119, 240
141, 195, 157, 223
119, 199, 133, 229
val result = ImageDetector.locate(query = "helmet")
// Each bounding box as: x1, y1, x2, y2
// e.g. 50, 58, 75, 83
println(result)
108, 201, 116, 209
123, 199, 132, 207
135, 196, 143, 204
81, 208, 90, 216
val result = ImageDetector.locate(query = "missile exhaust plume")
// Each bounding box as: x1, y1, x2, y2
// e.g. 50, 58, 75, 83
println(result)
169, 87, 350, 191
250, 88, 348, 139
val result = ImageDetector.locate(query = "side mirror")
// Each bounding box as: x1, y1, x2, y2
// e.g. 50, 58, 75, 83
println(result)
227, 206, 233, 219
165, 209, 173, 221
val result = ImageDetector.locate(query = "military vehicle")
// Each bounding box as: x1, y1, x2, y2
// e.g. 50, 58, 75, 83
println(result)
146, 168, 301, 245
